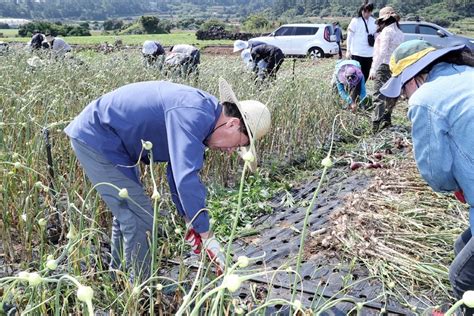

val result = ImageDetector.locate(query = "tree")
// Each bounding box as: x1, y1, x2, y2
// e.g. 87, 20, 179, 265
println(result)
139, 16, 161, 34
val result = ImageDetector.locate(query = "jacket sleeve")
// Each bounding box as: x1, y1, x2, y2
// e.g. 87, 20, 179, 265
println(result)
408, 104, 460, 192
336, 82, 352, 107
165, 108, 213, 233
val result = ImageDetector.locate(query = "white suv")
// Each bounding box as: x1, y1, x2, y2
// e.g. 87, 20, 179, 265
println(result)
249, 23, 339, 59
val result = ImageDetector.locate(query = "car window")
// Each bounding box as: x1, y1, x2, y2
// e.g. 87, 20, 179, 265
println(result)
294, 27, 318, 36
399, 24, 417, 34
419, 25, 439, 36
274, 27, 296, 36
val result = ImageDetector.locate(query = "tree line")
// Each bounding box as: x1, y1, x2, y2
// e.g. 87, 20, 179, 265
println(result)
0, 0, 472, 24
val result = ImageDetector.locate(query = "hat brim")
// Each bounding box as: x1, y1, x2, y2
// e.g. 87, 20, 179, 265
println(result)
218, 78, 258, 172
380, 44, 466, 98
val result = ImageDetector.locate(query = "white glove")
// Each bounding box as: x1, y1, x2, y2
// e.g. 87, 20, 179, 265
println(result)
202, 236, 225, 276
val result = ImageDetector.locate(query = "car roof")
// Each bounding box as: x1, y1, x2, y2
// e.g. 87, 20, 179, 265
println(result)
279, 23, 328, 27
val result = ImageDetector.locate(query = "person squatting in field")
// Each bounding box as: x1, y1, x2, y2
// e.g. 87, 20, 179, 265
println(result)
332, 59, 369, 112
64, 78, 271, 280
381, 39, 474, 316
233, 40, 284, 81
142, 40, 165, 67
368, 6, 404, 133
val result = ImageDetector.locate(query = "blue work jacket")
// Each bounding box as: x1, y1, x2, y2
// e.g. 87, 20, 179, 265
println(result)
408, 63, 474, 234
65, 81, 222, 233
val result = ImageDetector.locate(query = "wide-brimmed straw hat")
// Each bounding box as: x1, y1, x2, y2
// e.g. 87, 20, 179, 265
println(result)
380, 40, 466, 98
218, 78, 271, 171
377, 6, 400, 22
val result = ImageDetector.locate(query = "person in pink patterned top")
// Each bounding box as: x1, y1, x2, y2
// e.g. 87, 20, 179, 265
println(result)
368, 6, 404, 133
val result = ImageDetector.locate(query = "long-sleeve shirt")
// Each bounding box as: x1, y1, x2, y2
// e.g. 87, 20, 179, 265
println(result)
369, 23, 404, 76
51, 37, 71, 54
332, 60, 367, 107
65, 81, 222, 234
346, 16, 377, 57
408, 63, 474, 234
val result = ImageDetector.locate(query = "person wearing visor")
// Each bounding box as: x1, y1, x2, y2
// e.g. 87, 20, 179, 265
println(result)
368, 6, 404, 133
142, 40, 165, 67
381, 39, 474, 315
332, 59, 368, 112
64, 79, 271, 280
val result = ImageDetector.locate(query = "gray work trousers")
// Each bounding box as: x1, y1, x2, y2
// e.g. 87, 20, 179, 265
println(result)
450, 228, 474, 316
372, 63, 398, 123
71, 138, 154, 280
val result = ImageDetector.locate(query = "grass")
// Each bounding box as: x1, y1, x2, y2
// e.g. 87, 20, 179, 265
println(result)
0, 31, 233, 47
0, 28, 18, 37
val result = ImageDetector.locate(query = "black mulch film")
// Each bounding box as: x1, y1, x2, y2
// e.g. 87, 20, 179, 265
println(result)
175, 168, 431, 315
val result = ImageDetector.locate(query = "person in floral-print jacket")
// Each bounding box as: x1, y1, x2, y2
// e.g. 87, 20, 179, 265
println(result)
368, 6, 404, 133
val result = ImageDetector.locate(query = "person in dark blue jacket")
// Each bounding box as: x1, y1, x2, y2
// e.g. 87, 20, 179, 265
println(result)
65, 79, 271, 279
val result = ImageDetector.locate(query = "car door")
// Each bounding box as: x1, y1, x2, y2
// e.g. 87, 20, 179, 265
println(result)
290, 26, 319, 55
271, 26, 297, 54
399, 23, 419, 42
418, 24, 447, 48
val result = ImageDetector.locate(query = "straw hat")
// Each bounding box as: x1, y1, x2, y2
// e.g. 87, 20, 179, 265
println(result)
377, 6, 400, 22
218, 78, 271, 171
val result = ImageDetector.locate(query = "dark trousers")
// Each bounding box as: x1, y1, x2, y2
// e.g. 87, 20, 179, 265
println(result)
267, 53, 284, 78
351, 55, 372, 82
336, 42, 342, 59
372, 63, 397, 123
450, 228, 474, 316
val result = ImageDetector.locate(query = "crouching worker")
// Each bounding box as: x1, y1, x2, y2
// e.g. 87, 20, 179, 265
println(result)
43, 33, 71, 57
164, 44, 200, 77
240, 48, 269, 80
64, 79, 271, 280
233, 40, 284, 80
142, 40, 165, 67
332, 60, 369, 112
381, 40, 474, 315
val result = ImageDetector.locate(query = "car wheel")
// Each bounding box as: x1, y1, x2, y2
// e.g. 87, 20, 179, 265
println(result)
308, 47, 324, 60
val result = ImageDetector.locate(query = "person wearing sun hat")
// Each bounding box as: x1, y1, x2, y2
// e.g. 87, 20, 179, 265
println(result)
142, 40, 165, 67
368, 6, 403, 133
381, 39, 474, 314
332, 59, 368, 112
64, 79, 270, 280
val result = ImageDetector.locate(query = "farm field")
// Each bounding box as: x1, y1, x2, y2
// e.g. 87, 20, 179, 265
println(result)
0, 30, 233, 47
0, 47, 470, 315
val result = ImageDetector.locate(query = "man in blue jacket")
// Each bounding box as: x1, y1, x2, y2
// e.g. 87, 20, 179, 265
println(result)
381, 40, 474, 315
65, 79, 271, 279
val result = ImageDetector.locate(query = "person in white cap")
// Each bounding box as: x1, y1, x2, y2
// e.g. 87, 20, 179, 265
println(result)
142, 40, 165, 67
381, 39, 474, 315
64, 78, 271, 280
44, 33, 71, 56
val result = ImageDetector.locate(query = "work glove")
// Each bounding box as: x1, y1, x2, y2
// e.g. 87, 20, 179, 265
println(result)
184, 228, 202, 254
202, 236, 225, 276
184, 229, 225, 275
454, 190, 466, 204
